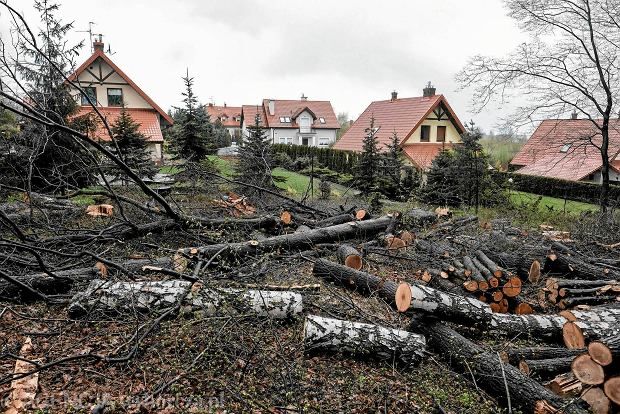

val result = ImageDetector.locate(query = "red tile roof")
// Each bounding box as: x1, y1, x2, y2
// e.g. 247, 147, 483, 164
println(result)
74, 107, 164, 143
511, 119, 620, 181
402, 143, 454, 170
206, 105, 242, 128
261, 99, 339, 129
241, 105, 268, 127
68, 49, 173, 125
333, 95, 464, 152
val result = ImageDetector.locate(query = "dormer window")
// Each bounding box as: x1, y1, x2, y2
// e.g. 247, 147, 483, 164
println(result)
319, 117, 326, 124
560, 144, 571, 153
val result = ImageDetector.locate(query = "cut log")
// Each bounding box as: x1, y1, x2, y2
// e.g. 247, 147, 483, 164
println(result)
571, 354, 606, 385
529, 260, 541, 283
312, 259, 398, 304
336, 244, 363, 270
304, 315, 426, 365
475, 250, 504, 278
559, 296, 619, 309
399, 231, 414, 246
504, 347, 586, 365
403, 208, 437, 227
472, 257, 499, 288
502, 276, 523, 298
395, 282, 493, 327
546, 372, 582, 397
520, 357, 574, 379
68, 280, 303, 319
355, 209, 370, 220
280, 211, 293, 225
581, 387, 611, 414
563, 319, 620, 348
416, 320, 588, 414
180, 215, 393, 260
603, 376, 620, 405
588, 341, 614, 366
463, 256, 488, 291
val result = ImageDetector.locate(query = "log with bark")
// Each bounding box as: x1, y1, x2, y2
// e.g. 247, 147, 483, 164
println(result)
68, 280, 303, 319
415, 320, 588, 414
0, 257, 175, 300
336, 244, 363, 270
503, 347, 586, 365
304, 315, 426, 365
180, 215, 393, 261
519, 357, 574, 379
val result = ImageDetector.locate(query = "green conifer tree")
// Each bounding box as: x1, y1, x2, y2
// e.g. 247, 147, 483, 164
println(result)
355, 115, 380, 195
111, 108, 157, 179
380, 130, 404, 199
234, 113, 275, 193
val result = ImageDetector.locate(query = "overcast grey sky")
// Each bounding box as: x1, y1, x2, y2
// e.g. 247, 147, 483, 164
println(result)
4, 0, 526, 132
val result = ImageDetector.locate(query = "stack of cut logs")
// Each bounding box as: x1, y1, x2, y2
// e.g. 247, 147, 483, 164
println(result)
543, 278, 620, 309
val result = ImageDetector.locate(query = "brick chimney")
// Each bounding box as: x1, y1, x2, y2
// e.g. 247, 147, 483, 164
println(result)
301, 94, 308, 101
423, 82, 436, 97
571, 110, 578, 120
391, 90, 398, 101
93, 34, 104, 53
268, 100, 275, 116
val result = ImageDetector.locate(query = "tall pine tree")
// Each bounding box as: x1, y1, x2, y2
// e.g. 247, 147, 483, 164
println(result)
234, 113, 275, 194
110, 108, 157, 179
380, 130, 404, 199
355, 115, 380, 195
171, 72, 215, 162
13, 0, 95, 193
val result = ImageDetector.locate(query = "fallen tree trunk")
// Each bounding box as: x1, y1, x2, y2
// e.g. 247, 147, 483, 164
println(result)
0, 257, 174, 300
180, 215, 393, 260
68, 280, 303, 319
416, 320, 588, 414
519, 357, 574, 379
304, 315, 426, 365
312, 259, 398, 304
504, 346, 586, 365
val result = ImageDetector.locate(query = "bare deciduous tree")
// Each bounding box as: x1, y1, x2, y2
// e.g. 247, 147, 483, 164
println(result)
457, 0, 620, 208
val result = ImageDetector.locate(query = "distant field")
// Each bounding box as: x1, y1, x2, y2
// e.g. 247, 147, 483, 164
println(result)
480, 139, 524, 171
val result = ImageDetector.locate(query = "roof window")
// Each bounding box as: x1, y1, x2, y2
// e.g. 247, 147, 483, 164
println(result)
560, 144, 571, 153
319, 117, 326, 124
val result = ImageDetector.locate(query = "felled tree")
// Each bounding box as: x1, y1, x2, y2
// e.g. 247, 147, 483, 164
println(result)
11, 0, 95, 193
110, 108, 157, 179
355, 116, 380, 195
234, 113, 276, 194
170, 72, 215, 162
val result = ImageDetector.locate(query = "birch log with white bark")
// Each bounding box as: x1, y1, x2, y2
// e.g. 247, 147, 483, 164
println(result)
68, 280, 302, 319
304, 315, 426, 364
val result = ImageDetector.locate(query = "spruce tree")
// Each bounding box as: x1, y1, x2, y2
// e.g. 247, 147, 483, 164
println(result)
380, 130, 404, 200
355, 116, 380, 195
13, 0, 95, 193
171, 72, 215, 161
421, 149, 461, 206
111, 108, 157, 179
234, 113, 275, 194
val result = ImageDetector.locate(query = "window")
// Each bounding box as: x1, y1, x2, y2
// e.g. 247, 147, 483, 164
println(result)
299, 116, 312, 133
420, 125, 431, 142
279, 117, 285, 122
436, 126, 446, 142
81, 87, 97, 105
560, 144, 571, 153
319, 137, 329, 147
319, 117, 326, 124
107, 88, 123, 107
279, 116, 291, 123
279, 137, 293, 145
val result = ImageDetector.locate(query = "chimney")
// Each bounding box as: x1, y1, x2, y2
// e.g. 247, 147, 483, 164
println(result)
208, 103, 213, 107
391, 90, 398, 101
423, 81, 436, 97
349, 120, 354, 126
301, 93, 308, 101
93, 34, 104, 52
571, 110, 578, 120
268, 100, 275, 116
224, 102, 227, 108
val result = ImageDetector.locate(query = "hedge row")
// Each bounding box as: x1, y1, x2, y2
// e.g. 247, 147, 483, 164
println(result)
499, 171, 620, 205
272, 144, 360, 174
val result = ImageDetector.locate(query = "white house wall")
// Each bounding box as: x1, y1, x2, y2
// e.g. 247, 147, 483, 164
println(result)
72, 58, 151, 109
404, 118, 462, 144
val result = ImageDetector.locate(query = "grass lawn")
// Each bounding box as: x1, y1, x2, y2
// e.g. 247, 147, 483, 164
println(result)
159, 165, 184, 175
273, 167, 352, 197
208, 155, 234, 178
509, 190, 598, 214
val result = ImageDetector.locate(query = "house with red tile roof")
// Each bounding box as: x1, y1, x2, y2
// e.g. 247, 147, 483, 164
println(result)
510, 116, 620, 183
333, 84, 465, 170
240, 96, 340, 147
206, 103, 242, 143
68, 37, 172, 163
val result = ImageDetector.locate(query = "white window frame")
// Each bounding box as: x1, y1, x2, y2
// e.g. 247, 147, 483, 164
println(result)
318, 137, 329, 147
560, 144, 571, 153
319, 117, 326, 124
279, 137, 293, 145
